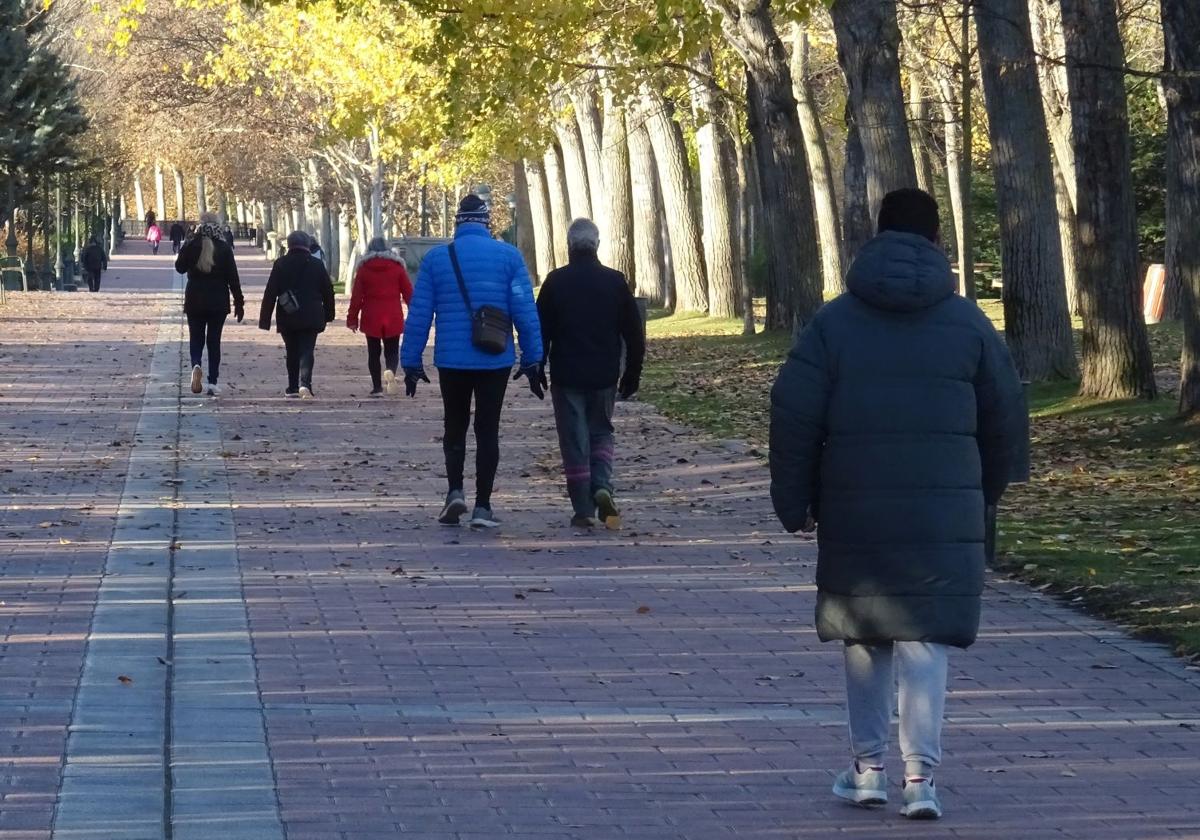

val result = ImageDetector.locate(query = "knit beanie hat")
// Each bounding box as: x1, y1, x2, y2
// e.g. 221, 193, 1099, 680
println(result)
455, 194, 490, 227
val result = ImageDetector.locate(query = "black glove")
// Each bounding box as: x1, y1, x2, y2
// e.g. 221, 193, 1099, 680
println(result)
403, 366, 429, 397
618, 371, 640, 400
234, 302, 244, 323
513, 364, 545, 400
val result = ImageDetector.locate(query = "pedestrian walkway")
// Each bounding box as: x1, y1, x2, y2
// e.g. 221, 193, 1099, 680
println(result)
0, 245, 1198, 839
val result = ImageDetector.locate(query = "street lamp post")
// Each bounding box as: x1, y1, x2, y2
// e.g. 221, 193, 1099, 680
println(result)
55, 176, 64, 289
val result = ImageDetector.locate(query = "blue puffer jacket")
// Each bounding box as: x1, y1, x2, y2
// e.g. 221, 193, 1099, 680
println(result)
401, 224, 543, 371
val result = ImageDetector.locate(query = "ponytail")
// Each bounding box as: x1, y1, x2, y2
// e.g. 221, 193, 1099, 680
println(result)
196, 236, 215, 273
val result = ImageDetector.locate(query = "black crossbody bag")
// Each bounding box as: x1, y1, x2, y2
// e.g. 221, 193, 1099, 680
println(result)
448, 244, 511, 354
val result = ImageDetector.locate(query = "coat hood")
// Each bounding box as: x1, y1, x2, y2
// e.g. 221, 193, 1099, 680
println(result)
846, 231, 955, 312
355, 251, 407, 273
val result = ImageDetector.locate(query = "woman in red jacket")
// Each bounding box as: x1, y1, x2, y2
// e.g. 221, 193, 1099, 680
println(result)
347, 237, 414, 396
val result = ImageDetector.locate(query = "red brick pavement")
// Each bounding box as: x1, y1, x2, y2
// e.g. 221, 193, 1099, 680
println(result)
2, 243, 1199, 838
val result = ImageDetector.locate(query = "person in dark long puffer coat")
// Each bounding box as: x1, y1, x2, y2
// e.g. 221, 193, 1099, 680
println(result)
769, 188, 1028, 821
347, 237, 414, 396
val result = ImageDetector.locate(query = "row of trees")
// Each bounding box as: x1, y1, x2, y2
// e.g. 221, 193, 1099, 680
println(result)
1, 0, 90, 271
87, 0, 1199, 415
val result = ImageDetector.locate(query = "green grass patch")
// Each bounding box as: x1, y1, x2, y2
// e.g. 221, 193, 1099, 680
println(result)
640, 305, 1200, 658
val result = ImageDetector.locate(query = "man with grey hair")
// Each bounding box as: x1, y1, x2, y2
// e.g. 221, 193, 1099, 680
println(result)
536, 217, 644, 528
259, 230, 336, 399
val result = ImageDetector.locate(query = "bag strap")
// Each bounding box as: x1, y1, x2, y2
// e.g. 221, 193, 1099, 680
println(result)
447, 244, 473, 312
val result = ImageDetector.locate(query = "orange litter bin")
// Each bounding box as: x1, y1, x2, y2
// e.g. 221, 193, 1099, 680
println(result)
1144, 263, 1167, 324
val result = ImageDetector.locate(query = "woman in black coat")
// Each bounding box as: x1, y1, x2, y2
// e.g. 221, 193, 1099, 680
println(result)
258, 230, 336, 399
176, 215, 244, 397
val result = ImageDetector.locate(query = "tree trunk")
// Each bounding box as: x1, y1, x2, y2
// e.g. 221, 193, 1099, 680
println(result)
692, 49, 742, 318
975, 0, 1078, 381
543, 146, 571, 267
908, 72, 936, 195
154, 160, 166, 220
554, 111, 592, 220
195, 175, 207, 216
1060, 0, 1156, 399
734, 127, 758, 335
523, 158, 557, 282
338, 202, 353, 291
512, 160, 538, 281
791, 23, 845, 296
351, 177, 368, 250
1031, 0, 1081, 314
600, 88, 635, 283
830, 0, 918, 216
704, 0, 822, 330
172, 167, 185, 220
937, 75, 973, 298
640, 88, 709, 314
133, 171, 146, 222
842, 103, 874, 264
328, 203, 340, 281
628, 120, 666, 306
1162, 0, 1200, 415
570, 79, 606, 227
320, 203, 332, 269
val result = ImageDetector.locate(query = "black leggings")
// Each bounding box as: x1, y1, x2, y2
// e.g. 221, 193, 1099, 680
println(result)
187, 313, 227, 384
366, 336, 400, 390
439, 367, 510, 508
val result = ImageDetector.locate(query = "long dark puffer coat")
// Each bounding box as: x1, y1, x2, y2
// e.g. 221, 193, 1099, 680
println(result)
769, 231, 1028, 648
258, 248, 336, 334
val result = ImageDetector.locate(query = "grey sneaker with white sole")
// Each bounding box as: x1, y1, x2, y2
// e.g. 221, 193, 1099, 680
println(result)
832, 763, 888, 807
900, 778, 942, 819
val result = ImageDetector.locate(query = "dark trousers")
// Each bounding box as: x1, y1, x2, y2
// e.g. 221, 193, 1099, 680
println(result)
187, 312, 227, 384
366, 335, 400, 390
551, 385, 617, 516
172, 241, 182, 254
282, 330, 319, 391
439, 367, 510, 508
85, 270, 101, 292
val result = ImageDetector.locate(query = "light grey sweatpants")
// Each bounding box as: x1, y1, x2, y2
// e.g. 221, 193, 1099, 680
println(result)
844, 641, 949, 779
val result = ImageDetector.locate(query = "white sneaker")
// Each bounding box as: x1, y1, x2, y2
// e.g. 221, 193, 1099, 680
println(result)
205, 382, 220, 397
189, 365, 203, 394
833, 762, 888, 806
298, 386, 313, 400
383, 369, 398, 396
900, 778, 942, 819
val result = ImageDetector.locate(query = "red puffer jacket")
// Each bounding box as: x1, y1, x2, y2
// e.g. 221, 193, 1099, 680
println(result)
347, 252, 414, 338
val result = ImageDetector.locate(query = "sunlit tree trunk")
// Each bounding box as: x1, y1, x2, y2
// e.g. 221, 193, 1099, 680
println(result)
570, 78, 605, 226
830, 0, 918, 216
975, 0, 1078, 380
937, 73, 973, 298
172, 166, 185, 220
908, 72, 936, 195
1163, 0, 1200, 415
791, 23, 845, 296
1060, 0, 1156, 398
733, 126, 758, 335
628, 119, 666, 306
641, 87, 708, 314
133, 171, 146, 222
153, 160, 166, 220
554, 107, 592, 220
599, 88, 635, 282
692, 49, 742, 317
543, 145, 571, 267
523, 158, 556, 281
512, 160, 538, 280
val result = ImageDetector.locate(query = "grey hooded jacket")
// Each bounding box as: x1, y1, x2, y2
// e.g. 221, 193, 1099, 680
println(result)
769, 231, 1029, 648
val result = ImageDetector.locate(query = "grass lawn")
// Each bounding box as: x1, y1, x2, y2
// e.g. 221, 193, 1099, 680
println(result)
640, 303, 1200, 659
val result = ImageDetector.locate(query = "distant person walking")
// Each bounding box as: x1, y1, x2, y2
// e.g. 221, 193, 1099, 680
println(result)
347, 237, 414, 396
769, 189, 1028, 820
259, 230, 336, 400
537, 218, 644, 529
169, 222, 185, 255
80, 236, 107, 292
176, 214, 244, 397
146, 222, 162, 255
401, 194, 543, 529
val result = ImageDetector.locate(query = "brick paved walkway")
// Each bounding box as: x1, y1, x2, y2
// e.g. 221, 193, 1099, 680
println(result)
1, 244, 1199, 839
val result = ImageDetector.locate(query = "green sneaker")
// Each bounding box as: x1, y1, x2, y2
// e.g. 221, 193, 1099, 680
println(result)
900, 778, 942, 819
832, 762, 888, 807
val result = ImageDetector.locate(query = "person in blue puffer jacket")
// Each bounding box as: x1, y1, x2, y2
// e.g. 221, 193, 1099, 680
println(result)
401, 194, 544, 529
